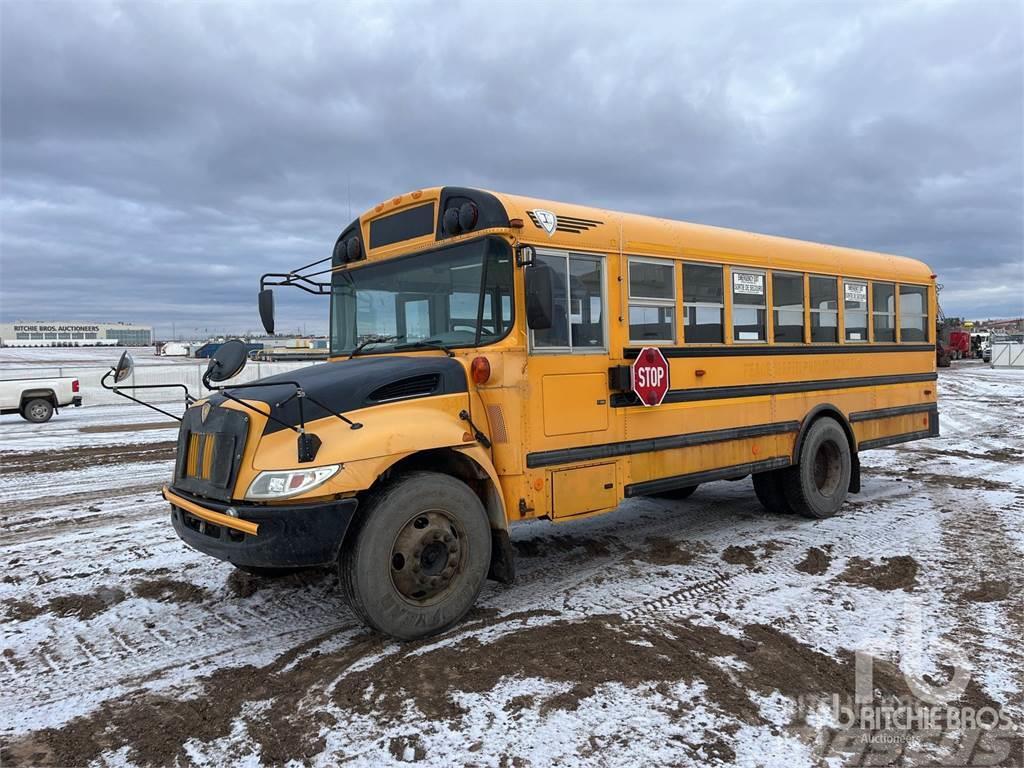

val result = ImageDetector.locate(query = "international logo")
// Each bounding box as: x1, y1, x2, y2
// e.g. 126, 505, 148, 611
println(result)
530, 209, 558, 237
201, 403, 211, 423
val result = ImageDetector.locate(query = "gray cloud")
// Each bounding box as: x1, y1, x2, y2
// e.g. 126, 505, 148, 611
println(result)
2, 0, 1021, 338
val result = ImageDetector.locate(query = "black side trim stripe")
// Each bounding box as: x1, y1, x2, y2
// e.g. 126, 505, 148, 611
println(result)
849, 403, 937, 423
623, 344, 934, 359
610, 372, 937, 408
625, 458, 791, 498
526, 421, 800, 469
858, 430, 933, 451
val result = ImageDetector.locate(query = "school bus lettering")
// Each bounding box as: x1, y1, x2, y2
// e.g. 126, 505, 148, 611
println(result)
103, 185, 939, 641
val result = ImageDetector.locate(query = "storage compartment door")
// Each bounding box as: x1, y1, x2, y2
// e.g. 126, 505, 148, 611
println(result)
551, 463, 617, 519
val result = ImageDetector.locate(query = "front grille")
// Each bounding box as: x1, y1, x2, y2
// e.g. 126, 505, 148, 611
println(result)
173, 406, 250, 502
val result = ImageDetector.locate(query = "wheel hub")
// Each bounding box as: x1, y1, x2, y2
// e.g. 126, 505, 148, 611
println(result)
390, 509, 464, 604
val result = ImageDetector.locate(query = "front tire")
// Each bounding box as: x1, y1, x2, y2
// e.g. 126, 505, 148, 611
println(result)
340, 471, 491, 640
783, 417, 851, 519
22, 398, 54, 423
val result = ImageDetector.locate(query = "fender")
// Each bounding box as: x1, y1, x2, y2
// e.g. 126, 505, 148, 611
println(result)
792, 402, 860, 493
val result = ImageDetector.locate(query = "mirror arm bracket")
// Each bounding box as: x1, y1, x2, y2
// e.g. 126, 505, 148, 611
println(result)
101, 368, 185, 422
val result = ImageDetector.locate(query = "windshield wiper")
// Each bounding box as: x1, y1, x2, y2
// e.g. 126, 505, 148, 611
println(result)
349, 335, 404, 359
394, 339, 455, 357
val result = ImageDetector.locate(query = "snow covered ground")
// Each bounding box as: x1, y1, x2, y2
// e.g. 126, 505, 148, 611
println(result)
0, 362, 1021, 767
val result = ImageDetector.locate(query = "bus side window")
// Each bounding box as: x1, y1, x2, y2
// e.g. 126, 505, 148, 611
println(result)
532, 252, 605, 351
872, 282, 896, 342
843, 280, 868, 342
628, 259, 675, 343
772, 272, 804, 343
899, 285, 929, 342
732, 268, 766, 342
809, 276, 838, 343
568, 256, 605, 349
683, 264, 724, 343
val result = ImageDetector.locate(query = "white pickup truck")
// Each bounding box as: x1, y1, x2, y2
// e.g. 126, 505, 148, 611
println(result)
0, 377, 82, 422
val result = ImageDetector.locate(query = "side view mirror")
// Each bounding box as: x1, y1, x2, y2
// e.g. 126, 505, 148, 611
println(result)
113, 350, 134, 383
525, 263, 554, 330
206, 339, 248, 383
259, 288, 275, 335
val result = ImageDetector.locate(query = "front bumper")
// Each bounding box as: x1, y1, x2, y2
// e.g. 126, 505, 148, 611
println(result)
164, 486, 359, 568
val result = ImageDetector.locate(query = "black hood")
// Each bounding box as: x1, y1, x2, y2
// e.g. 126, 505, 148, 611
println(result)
210, 355, 467, 434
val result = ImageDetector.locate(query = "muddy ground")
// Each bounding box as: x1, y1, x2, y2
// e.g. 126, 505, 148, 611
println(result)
0, 363, 1021, 766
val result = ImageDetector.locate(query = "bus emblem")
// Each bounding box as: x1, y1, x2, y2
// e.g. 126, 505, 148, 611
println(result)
201, 403, 211, 423
531, 209, 558, 237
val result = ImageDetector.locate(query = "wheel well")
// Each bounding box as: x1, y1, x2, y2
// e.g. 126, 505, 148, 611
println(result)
372, 448, 507, 532
20, 390, 56, 407
793, 404, 860, 493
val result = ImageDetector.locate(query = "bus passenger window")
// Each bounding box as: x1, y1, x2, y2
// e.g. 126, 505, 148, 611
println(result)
899, 285, 928, 341
683, 264, 724, 343
532, 252, 605, 351
569, 257, 605, 348
843, 280, 868, 342
809, 276, 838, 342
731, 269, 766, 342
772, 272, 804, 343
872, 283, 896, 342
628, 259, 675, 342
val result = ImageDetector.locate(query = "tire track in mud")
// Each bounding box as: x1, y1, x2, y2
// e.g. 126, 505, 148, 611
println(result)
0, 441, 176, 476
620, 487, 936, 623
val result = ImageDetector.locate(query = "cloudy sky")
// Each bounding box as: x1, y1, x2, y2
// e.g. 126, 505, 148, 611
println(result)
1, 0, 1021, 338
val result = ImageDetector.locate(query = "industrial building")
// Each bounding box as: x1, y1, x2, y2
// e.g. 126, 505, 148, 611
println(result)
0, 321, 153, 347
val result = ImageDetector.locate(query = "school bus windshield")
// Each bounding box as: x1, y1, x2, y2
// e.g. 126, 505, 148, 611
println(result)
330, 236, 514, 356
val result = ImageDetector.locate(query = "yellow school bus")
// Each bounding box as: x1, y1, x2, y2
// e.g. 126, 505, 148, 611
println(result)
109, 186, 938, 639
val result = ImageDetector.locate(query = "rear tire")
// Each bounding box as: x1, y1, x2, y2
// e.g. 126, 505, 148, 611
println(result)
752, 470, 793, 514
339, 471, 491, 640
22, 398, 54, 423
651, 484, 698, 500
783, 417, 851, 519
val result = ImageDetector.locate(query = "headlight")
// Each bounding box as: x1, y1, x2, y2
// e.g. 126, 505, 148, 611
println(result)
245, 465, 340, 500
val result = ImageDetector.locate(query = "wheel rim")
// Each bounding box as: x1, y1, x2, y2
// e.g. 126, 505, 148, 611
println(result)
29, 403, 48, 420
812, 440, 842, 496
390, 509, 467, 605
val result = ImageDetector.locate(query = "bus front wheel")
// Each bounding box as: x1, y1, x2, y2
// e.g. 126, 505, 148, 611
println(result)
339, 471, 491, 640
783, 417, 851, 519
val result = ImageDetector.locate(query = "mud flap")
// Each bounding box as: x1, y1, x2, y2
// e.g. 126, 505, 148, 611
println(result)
488, 528, 516, 584
849, 453, 861, 494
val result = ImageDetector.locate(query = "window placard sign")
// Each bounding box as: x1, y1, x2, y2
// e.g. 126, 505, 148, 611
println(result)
733, 272, 764, 295
845, 283, 867, 303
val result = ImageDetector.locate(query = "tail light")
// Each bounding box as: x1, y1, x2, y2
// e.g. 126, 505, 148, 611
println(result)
72, 379, 80, 393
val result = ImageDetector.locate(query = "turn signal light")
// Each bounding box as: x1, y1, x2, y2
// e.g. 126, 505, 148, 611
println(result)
471, 356, 491, 384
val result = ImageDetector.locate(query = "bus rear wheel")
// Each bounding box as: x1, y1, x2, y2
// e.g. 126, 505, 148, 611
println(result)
783, 417, 851, 519
339, 471, 491, 640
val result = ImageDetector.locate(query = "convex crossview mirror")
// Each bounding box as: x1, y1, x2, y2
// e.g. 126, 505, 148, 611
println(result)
259, 288, 275, 335
525, 263, 554, 330
206, 339, 248, 383
113, 350, 134, 383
